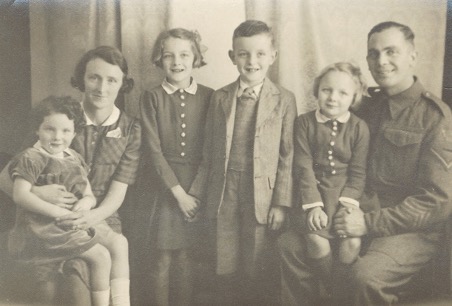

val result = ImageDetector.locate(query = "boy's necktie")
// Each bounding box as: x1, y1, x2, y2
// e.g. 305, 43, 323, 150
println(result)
240, 87, 258, 102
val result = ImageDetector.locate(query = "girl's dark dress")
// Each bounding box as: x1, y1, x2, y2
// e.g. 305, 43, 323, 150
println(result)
293, 110, 370, 238
139, 81, 213, 249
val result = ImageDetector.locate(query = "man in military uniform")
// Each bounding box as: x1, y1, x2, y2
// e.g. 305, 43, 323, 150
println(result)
278, 21, 452, 305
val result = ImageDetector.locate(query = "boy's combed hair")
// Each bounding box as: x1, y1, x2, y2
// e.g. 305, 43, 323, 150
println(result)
232, 20, 275, 47
71, 46, 134, 93
313, 62, 367, 106
151, 28, 207, 69
368, 21, 415, 46
32, 96, 86, 133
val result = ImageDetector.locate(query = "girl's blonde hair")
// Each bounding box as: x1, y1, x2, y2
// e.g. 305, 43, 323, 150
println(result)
151, 28, 207, 69
313, 62, 367, 106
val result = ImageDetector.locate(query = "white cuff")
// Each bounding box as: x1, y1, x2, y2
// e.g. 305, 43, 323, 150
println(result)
302, 202, 324, 211
339, 197, 359, 208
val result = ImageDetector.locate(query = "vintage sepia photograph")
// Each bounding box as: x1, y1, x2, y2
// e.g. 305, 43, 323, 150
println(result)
0, 0, 451, 305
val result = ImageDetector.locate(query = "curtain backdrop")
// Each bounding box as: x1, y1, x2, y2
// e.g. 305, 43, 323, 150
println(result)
29, 0, 447, 116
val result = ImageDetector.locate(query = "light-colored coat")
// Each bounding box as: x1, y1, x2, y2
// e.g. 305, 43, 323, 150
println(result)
189, 78, 297, 224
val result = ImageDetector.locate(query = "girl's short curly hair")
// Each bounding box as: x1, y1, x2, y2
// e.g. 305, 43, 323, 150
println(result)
313, 62, 367, 106
32, 96, 86, 134
151, 28, 207, 69
71, 46, 134, 93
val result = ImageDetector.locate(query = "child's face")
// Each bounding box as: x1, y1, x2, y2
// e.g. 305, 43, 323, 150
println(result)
36, 113, 76, 155
83, 58, 124, 111
161, 37, 195, 88
229, 34, 276, 87
317, 71, 356, 119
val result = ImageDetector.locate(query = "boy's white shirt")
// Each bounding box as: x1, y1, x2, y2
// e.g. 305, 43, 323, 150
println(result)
237, 78, 264, 98
301, 109, 359, 211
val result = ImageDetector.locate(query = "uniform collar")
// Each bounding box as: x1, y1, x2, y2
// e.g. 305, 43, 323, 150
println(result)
386, 77, 423, 119
315, 109, 350, 123
83, 105, 120, 126
161, 78, 198, 95
33, 141, 73, 158
237, 78, 264, 98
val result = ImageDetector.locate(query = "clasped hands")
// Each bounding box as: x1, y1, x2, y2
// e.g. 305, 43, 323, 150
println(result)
307, 202, 368, 238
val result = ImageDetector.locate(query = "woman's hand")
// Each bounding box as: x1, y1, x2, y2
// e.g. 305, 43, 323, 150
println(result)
307, 206, 328, 231
55, 210, 98, 231
32, 184, 77, 209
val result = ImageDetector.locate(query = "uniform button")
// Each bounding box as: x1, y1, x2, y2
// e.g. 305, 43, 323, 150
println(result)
181, 123, 186, 128
330, 162, 335, 166
181, 95, 185, 100
332, 126, 338, 131
332, 121, 338, 126
331, 170, 336, 175
181, 113, 185, 118
181, 142, 186, 146
328, 150, 333, 155
330, 141, 335, 146
181, 102, 186, 107
331, 131, 337, 136
328, 155, 333, 160
180, 152, 185, 157
425, 92, 430, 97
91, 141, 96, 145
181, 132, 186, 137
179, 89, 184, 93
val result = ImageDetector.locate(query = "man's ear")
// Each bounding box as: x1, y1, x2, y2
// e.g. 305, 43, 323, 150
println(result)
228, 50, 236, 65
270, 49, 278, 64
409, 49, 418, 68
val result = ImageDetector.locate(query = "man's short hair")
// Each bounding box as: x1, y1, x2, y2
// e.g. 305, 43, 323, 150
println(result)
368, 21, 415, 46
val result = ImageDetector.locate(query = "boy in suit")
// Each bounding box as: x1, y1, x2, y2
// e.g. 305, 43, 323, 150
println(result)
190, 20, 297, 304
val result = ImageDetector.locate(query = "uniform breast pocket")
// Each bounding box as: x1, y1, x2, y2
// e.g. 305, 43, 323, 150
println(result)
378, 128, 423, 182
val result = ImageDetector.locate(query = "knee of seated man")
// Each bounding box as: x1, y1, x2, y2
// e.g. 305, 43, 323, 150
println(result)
349, 257, 381, 288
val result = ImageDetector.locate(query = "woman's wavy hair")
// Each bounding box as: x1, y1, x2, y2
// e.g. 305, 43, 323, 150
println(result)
71, 46, 134, 93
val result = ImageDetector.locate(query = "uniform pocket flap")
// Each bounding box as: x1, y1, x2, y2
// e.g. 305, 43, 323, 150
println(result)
383, 128, 423, 147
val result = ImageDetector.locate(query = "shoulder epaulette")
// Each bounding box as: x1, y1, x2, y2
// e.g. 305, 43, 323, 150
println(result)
421, 91, 451, 119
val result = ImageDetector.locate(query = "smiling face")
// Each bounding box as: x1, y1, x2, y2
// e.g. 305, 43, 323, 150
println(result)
229, 33, 277, 87
37, 113, 76, 155
161, 37, 195, 88
317, 70, 357, 119
83, 58, 124, 111
367, 27, 417, 96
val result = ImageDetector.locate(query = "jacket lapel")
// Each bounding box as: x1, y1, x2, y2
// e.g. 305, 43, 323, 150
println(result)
256, 78, 280, 128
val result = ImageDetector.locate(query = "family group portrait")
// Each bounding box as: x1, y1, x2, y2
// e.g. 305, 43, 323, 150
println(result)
0, 0, 451, 305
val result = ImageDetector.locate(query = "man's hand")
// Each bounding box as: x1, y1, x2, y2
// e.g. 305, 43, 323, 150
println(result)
268, 206, 286, 230
333, 207, 368, 237
32, 184, 77, 209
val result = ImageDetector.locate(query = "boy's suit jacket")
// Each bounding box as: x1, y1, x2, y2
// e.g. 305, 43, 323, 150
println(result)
189, 78, 297, 224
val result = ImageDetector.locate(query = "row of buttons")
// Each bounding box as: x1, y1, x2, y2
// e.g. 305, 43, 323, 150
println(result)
179, 89, 186, 157
328, 120, 338, 175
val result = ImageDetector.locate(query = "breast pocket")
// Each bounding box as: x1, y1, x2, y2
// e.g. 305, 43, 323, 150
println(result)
377, 128, 423, 182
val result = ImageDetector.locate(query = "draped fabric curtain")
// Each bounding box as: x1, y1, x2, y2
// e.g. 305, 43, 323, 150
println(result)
29, 0, 447, 116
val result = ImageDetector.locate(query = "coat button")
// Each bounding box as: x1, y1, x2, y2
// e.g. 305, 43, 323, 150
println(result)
181, 152, 185, 157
